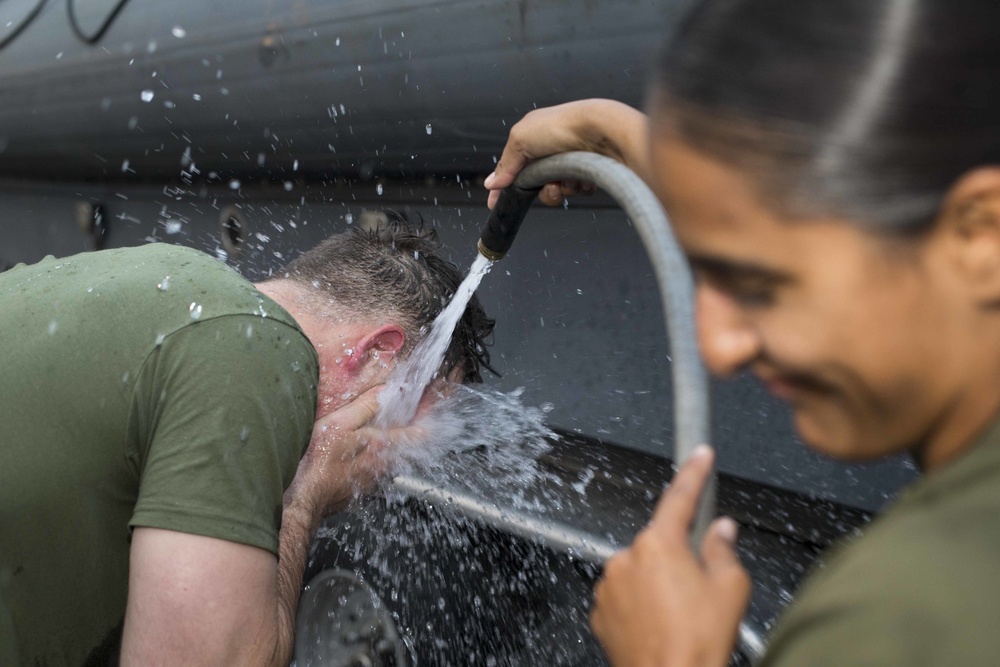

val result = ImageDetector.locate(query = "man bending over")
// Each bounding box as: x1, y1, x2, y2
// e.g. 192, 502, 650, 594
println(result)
0, 216, 493, 666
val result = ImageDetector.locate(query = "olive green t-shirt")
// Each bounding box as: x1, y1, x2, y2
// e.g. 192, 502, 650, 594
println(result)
0, 244, 318, 666
760, 417, 1000, 666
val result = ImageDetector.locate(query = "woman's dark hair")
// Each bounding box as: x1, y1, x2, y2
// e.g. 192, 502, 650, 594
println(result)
277, 211, 497, 383
653, 0, 1000, 233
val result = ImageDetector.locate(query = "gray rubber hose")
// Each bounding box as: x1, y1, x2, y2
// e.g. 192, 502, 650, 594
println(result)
475, 151, 765, 662
513, 151, 715, 544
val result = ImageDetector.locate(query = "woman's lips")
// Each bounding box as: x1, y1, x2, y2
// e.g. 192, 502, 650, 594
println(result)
763, 376, 801, 400
756, 368, 821, 401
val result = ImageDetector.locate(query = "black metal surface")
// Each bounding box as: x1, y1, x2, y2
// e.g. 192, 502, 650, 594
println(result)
296, 570, 409, 667
303, 431, 868, 666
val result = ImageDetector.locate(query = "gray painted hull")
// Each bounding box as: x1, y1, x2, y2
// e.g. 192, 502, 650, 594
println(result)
0, 0, 682, 180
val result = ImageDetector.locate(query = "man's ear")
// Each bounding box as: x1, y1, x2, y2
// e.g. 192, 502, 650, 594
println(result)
344, 324, 406, 372
940, 167, 1000, 306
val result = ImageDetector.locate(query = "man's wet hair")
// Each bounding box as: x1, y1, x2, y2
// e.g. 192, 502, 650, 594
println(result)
279, 211, 496, 383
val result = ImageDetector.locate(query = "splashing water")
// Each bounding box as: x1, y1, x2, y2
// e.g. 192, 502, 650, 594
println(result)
375, 253, 493, 429
296, 253, 620, 666
378, 383, 555, 491
305, 383, 616, 666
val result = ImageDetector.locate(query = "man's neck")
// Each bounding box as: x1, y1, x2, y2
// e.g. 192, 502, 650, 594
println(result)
255, 279, 317, 340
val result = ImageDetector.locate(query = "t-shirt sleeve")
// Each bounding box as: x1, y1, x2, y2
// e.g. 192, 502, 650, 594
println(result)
758, 522, 996, 667
127, 315, 318, 554
758, 599, 936, 667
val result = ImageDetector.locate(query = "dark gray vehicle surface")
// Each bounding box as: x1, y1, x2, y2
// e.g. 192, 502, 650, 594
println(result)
0, 0, 684, 180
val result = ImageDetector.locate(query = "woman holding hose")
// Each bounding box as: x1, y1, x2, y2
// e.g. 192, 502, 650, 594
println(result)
486, 1, 1000, 665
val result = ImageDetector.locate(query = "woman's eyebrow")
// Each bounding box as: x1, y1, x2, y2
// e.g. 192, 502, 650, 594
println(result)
686, 252, 794, 283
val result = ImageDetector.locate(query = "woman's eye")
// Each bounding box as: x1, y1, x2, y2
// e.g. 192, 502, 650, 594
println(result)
730, 285, 775, 306
695, 270, 777, 307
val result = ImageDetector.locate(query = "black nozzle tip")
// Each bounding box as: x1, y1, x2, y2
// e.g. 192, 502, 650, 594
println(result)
478, 185, 542, 261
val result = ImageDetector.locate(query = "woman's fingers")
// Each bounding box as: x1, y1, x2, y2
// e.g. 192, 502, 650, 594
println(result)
651, 444, 715, 541
540, 183, 563, 206
701, 517, 753, 633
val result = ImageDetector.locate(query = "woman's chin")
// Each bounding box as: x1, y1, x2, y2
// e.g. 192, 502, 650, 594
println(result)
793, 409, 867, 461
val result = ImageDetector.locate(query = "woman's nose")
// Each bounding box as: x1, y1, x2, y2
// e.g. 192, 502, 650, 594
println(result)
696, 286, 762, 376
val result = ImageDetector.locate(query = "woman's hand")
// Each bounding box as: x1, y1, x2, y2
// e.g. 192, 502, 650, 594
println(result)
590, 445, 751, 667
485, 99, 651, 209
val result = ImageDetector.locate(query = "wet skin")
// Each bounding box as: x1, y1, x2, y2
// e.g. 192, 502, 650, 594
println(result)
648, 123, 1000, 471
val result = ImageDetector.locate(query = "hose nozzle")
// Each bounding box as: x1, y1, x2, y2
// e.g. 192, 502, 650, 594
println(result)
478, 185, 542, 261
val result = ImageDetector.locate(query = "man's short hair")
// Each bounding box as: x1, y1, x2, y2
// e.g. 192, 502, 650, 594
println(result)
279, 211, 496, 383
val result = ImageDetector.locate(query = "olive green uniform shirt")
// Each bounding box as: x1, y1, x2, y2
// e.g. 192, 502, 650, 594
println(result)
0, 245, 318, 666
760, 418, 1000, 666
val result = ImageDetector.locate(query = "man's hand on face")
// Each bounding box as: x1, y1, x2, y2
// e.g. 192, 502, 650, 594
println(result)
284, 385, 393, 522
590, 445, 751, 667
285, 367, 464, 526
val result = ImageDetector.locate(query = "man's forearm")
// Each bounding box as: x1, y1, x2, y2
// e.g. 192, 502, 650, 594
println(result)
268, 502, 321, 667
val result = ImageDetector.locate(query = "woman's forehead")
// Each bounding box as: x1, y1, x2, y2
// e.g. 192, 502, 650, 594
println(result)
648, 133, 887, 276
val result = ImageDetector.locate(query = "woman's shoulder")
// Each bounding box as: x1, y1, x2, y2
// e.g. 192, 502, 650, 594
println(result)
758, 465, 1000, 666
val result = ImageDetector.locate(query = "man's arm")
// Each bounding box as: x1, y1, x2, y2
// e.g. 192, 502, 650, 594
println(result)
121, 528, 284, 666
121, 386, 389, 666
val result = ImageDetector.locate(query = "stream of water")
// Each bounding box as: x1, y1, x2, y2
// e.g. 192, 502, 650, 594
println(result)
375, 252, 494, 429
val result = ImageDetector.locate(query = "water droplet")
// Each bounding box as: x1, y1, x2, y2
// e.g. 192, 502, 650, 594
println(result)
47, 320, 58, 335
239, 425, 250, 442
157, 276, 171, 291
292, 159, 299, 171
228, 179, 241, 190
335, 37, 341, 46
121, 159, 130, 172
189, 302, 203, 320
376, 183, 384, 196
192, 93, 201, 101
171, 25, 186, 38
140, 90, 154, 102
345, 212, 353, 225
425, 123, 433, 135
164, 220, 182, 234
155, 333, 165, 346
246, 324, 253, 338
